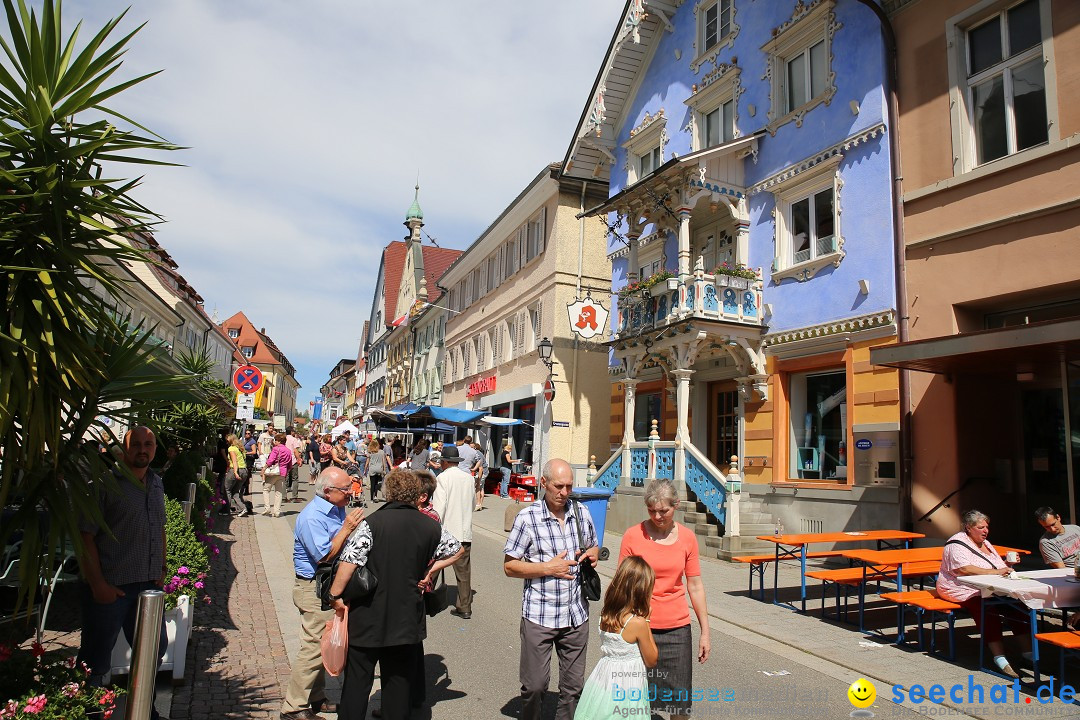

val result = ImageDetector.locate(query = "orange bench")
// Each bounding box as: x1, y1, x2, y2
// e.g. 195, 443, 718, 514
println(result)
735, 551, 846, 601
1034, 631, 1080, 686
806, 563, 945, 630
881, 589, 961, 659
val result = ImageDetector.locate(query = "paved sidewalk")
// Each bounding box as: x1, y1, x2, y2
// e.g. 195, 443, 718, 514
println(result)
171, 508, 292, 720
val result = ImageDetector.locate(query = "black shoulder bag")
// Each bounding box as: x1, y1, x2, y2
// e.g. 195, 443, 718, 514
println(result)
573, 500, 602, 602
316, 558, 378, 611
944, 539, 999, 568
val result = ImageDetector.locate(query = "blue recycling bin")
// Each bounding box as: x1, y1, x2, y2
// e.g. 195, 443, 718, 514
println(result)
570, 487, 613, 561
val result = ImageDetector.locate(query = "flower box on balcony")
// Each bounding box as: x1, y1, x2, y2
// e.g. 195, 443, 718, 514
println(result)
666, 277, 679, 291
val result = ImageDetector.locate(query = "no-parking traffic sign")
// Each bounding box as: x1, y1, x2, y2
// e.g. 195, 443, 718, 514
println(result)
232, 364, 264, 394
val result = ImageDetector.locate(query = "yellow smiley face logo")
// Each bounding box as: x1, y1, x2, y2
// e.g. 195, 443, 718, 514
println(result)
848, 678, 876, 709
846, 682, 872, 708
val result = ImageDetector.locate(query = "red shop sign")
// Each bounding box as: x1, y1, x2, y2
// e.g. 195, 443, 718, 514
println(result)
467, 375, 497, 398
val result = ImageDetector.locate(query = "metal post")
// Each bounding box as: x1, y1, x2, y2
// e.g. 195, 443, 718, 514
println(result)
125, 590, 165, 720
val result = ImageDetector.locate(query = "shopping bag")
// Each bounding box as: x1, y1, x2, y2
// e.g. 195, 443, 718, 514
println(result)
321, 606, 349, 676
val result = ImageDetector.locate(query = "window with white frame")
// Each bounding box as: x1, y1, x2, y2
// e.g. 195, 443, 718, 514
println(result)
949, 0, 1050, 170
228, 328, 239, 339
504, 238, 518, 277
622, 111, 668, 185
692, 0, 738, 72
771, 154, 844, 281
242, 346, 254, 358
685, 65, 741, 152
526, 207, 546, 262
762, 0, 839, 132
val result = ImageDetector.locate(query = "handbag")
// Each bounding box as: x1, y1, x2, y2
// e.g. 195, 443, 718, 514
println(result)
573, 500, 602, 602
316, 559, 378, 611
424, 570, 449, 617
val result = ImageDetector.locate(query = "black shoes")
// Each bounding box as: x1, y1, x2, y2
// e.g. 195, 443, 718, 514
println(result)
450, 608, 472, 620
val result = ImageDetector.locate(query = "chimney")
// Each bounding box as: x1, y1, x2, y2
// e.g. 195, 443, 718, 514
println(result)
261, 327, 266, 334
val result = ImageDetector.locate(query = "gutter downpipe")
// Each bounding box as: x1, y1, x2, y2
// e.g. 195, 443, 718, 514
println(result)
856, 0, 912, 531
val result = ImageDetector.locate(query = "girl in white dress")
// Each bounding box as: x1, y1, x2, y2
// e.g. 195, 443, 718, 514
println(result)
575, 556, 659, 720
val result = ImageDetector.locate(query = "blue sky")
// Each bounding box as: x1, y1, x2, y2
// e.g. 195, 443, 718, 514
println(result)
66, 0, 622, 410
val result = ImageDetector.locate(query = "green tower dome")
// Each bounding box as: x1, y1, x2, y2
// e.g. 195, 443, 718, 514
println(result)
405, 184, 423, 222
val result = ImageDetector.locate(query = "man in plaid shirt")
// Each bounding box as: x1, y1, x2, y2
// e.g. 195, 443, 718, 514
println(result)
504, 458, 599, 720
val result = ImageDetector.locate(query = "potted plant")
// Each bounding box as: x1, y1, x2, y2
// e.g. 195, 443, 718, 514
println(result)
643, 270, 675, 297
712, 262, 758, 289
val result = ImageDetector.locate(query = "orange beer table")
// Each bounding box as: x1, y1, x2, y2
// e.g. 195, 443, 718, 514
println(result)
756, 530, 925, 611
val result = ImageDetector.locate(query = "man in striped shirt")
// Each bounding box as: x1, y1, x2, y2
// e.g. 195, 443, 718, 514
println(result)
503, 458, 598, 720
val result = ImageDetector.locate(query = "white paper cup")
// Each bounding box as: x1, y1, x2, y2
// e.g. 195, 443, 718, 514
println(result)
1006, 551, 1019, 564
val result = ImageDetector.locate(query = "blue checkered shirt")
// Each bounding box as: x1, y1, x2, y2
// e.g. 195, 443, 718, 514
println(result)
504, 499, 597, 629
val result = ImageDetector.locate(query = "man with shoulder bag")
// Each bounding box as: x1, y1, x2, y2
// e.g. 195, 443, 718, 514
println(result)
280, 467, 363, 720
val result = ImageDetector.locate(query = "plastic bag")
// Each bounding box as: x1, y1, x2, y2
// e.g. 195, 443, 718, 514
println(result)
321, 606, 348, 676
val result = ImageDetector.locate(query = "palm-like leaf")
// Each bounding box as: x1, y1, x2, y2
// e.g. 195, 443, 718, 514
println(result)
0, 1, 187, 611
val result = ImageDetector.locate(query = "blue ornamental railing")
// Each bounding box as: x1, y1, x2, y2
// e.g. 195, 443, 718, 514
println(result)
629, 447, 649, 487
592, 452, 622, 491
684, 444, 727, 526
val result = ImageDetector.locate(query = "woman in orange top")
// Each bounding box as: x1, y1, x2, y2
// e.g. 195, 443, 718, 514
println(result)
618, 478, 710, 718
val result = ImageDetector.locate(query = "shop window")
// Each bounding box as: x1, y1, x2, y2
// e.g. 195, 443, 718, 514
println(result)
633, 391, 662, 441
788, 370, 847, 481
948, 0, 1052, 172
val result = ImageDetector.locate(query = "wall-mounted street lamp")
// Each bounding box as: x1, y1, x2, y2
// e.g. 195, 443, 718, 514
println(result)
538, 337, 554, 371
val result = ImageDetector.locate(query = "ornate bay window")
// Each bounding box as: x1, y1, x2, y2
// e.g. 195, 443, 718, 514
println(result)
622, 110, 668, 184
769, 154, 844, 282
691, 0, 739, 73
685, 63, 741, 151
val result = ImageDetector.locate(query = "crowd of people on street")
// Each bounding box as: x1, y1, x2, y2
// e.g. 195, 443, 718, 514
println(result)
70, 423, 1080, 720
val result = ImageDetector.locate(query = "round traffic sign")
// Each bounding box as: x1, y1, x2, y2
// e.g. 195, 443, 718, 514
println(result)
543, 379, 556, 402
232, 364, 264, 394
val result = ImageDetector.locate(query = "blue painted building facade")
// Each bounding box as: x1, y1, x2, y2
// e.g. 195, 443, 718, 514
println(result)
562, 0, 904, 549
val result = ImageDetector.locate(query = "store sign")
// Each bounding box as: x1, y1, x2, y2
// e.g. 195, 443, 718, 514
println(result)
467, 375, 497, 398
567, 294, 609, 340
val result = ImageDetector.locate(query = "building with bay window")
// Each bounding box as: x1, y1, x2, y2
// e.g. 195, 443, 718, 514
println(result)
440, 163, 611, 477
564, 0, 903, 555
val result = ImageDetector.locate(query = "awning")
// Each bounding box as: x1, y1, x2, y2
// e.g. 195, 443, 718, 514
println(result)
870, 317, 1080, 376
481, 415, 525, 426
408, 405, 486, 425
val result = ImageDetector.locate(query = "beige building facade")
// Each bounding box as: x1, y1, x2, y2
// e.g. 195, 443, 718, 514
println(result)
441, 164, 611, 477
873, 0, 1080, 549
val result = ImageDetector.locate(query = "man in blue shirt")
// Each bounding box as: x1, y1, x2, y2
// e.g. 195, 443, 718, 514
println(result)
280, 467, 363, 720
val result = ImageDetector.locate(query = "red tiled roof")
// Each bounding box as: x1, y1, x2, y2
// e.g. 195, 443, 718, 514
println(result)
421, 246, 462, 302
220, 311, 295, 372
382, 241, 408, 323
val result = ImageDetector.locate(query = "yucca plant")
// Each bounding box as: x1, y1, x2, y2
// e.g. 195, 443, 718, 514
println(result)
0, 0, 191, 613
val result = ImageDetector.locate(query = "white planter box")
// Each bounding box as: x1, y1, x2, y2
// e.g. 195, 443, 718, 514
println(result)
108, 594, 193, 685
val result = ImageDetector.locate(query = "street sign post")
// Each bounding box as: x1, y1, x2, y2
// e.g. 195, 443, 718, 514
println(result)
232, 365, 264, 395
236, 392, 255, 421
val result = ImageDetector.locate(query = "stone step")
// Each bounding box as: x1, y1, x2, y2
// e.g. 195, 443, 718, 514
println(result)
740, 523, 780, 535
693, 523, 718, 537
682, 511, 712, 524
740, 512, 773, 523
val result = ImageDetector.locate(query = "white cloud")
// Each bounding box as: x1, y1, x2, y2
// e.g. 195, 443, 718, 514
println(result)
64, 0, 623, 401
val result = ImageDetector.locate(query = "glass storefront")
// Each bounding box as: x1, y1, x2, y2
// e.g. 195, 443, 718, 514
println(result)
788, 370, 847, 480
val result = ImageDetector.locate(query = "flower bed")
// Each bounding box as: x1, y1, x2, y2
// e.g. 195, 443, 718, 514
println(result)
0, 642, 123, 719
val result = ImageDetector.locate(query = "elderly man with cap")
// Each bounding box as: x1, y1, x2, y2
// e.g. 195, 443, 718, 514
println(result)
280, 467, 364, 720
432, 443, 476, 619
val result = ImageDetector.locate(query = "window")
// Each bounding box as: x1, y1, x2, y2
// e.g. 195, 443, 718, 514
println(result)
526, 208, 546, 262
462, 342, 472, 377
966, 0, 1047, 165
785, 40, 827, 114
762, 0, 839, 132
704, 99, 735, 148
788, 370, 847, 481
789, 187, 835, 266
487, 256, 496, 290
504, 238, 518, 277
242, 346, 254, 358
634, 392, 662, 441
508, 316, 518, 359
477, 334, 486, 372
692, 0, 738, 72
639, 146, 662, 177
622, 111, 668, 184
770, 154, 844, 281
228, 328, 239, 339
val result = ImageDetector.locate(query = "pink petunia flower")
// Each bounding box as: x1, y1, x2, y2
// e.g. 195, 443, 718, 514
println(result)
62, 682, 80, 698
178, 566, 189, 575
203, 596, 212, 604
194, 581, 204, 589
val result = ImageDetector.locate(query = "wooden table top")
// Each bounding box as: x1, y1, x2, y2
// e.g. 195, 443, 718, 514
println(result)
754, 530, 926, 546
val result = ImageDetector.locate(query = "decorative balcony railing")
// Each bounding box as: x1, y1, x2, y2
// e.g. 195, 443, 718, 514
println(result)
615, 273, 763, 338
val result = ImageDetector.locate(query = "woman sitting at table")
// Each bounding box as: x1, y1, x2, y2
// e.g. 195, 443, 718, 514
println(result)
937, 509, 1029, 678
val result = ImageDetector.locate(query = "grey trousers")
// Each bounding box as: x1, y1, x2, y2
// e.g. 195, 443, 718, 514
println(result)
519, 617, 589, 720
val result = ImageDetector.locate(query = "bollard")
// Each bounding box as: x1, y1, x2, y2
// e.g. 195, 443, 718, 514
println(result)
126, 590, 165, 720
187, 482, 196, 505
181, 500, 192, 523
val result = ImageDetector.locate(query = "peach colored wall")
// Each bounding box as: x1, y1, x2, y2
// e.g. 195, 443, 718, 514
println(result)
893, 0, 1080, 191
